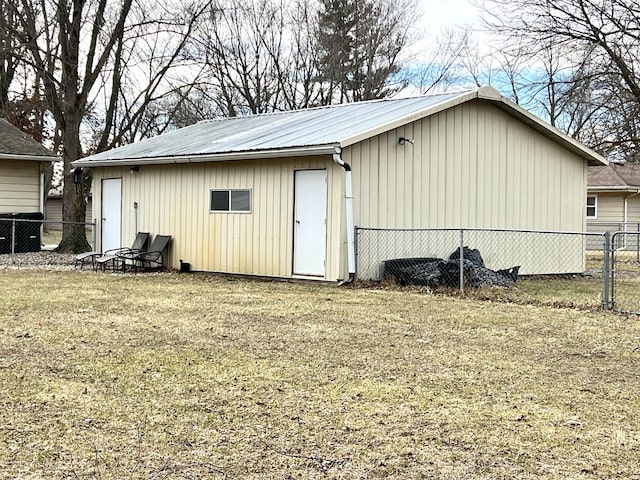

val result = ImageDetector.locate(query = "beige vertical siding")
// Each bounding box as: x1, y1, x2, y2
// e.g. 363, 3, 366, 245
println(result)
0, 161, 42, 213
346, 99, 588, 276
92, 156, 346, 280
346, 99, 586, 231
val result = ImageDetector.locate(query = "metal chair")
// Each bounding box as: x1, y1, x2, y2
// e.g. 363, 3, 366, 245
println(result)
121, 234, 171, 271
94, 232, 151, 271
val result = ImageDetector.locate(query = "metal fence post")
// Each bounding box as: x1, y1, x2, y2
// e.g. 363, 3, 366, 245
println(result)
637, 223, 639, 263
459, 229, 464, 293
92, 220, 97, 253
602, 231, 611, 310
10, 218, 16, 264
354, 225, 359, 282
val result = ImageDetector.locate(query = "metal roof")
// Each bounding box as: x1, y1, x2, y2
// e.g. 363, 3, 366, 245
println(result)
74, 87, 607, 167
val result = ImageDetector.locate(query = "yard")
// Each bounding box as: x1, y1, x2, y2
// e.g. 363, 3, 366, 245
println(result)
1, 269, 639, 478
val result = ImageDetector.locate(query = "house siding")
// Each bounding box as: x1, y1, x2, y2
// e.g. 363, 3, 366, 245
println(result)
592, 193, 624, 224
628, 196, 640, 226
586, 192, 640, 231
345, 99, 588, 276
91, 156, 346, 280
0, 161, 42, 213
44, 197, 93, 226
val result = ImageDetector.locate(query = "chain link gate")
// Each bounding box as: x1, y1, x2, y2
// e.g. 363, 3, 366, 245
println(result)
610, 231, 640, 314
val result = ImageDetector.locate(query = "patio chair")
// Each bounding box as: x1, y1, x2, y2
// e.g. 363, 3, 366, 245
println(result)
121, 234, 171, 272
94, 232, 151, 271
75, 250, 100, 270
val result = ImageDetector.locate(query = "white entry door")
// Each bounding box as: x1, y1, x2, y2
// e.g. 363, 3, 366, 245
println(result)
293, 169, 327, 276
101, 178, 122, 252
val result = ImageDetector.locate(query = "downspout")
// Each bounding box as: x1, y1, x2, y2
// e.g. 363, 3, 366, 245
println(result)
624, 196, 628, 232
626, 190, 640, 230
333, 147, 356, 284
40, 169, 46, 245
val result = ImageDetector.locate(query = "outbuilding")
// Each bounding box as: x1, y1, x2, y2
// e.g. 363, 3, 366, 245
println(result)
74, 86, 606, 281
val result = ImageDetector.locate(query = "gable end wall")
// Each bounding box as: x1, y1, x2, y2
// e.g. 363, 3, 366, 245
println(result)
344, 99, 588, 276
345, 99, 587, 231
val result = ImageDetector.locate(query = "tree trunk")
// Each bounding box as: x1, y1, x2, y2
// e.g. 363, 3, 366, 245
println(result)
55, 114, 90, 253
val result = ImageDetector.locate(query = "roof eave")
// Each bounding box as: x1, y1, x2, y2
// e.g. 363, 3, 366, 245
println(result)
588, 186, 640, 193
0, 153, 58, 162
73, 144, 341, 168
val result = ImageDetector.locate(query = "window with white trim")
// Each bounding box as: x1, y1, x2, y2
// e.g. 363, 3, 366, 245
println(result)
210, 189, 251, 213
586, 195, 597, 219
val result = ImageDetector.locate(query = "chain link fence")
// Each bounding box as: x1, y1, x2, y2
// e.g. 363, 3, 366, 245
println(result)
0, 217, 96, 263
610, 231, 640, 314
355, 227, 610, 309
588, 222, 640, 257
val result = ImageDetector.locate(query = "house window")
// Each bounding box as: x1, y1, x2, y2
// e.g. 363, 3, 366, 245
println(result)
586, 195, 597, 219
210, 189, 251, 213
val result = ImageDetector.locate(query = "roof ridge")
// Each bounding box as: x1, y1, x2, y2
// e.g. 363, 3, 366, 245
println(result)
612, 163, 640, 187
197, 90, 474, 124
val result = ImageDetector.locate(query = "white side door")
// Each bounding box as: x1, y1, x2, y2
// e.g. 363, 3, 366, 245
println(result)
101, 178, 122, 252
293, 169, 327, 277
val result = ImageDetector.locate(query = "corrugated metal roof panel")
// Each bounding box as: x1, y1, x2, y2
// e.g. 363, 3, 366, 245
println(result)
74, 87, 607, 167
81, 91, 468, 162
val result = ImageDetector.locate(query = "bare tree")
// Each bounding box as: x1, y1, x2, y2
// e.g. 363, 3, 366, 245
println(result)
0, 0, 17, 113
188, 0, 423, 116
408, 27, 474, 94
276, 0, 322, 109
191, 0, 289, 116
476, 0, 640, 161
4, 0, 204, 252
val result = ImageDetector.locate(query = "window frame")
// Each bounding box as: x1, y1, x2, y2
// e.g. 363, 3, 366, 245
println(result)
209, 188, 252, 213
586, 194, 597, 219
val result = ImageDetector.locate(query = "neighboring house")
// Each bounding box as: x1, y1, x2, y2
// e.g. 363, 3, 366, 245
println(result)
45, 170, 93, 228
587, 163, 640, 232
73, 86, 606, 280
0, 118, 58, 253
0, 118, 57, 216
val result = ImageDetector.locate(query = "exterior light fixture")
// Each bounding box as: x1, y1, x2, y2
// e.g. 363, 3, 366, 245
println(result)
72, 167, 83, 184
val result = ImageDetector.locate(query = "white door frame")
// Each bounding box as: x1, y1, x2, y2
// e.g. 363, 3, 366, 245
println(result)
293, 169, 327, 277
101, 178, 122, 252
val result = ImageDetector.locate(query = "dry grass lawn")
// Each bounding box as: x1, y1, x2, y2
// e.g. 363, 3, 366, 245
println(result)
1, 270, 639, 479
